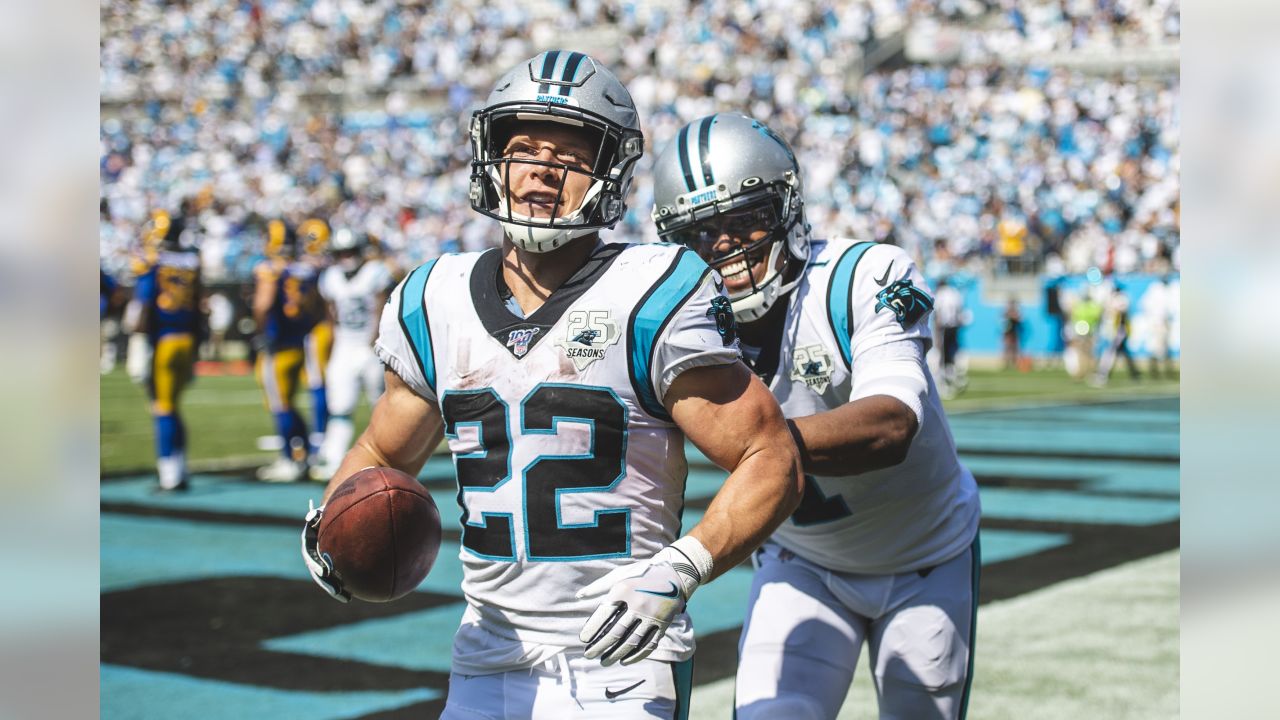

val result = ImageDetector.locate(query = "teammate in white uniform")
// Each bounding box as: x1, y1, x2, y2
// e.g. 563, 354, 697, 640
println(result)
311, 228, 396, 480
652, 114, 982, 720
300, 55, 803, 719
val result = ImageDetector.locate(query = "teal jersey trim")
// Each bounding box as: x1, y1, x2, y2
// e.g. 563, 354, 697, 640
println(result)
398, 259, 440, 394
825, 241, 876, 367
627, 248, 710, 422
672, 657, 695, 720
959, 533, 981, 720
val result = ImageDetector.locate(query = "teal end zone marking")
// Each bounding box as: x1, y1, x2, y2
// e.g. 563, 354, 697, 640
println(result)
979, 488, 1180, 525
102, 467, 464, 521
685, 565, 753, 636
419, 454, 459, 483
263, 603, 465, 673
101, 475, 324, 519
101, 664, 439, 720
962, 456, 1179, 497
102, 514, 311, 592
978, 528, 1070, 564
950, 421, 1178, 459
102, 514, 466, 600
992, 406, 1181, 427
408, 541, 464, 595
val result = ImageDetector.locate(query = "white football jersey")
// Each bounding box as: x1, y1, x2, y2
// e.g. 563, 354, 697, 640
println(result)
762, 239, 980, 575
375, 242, 739, 673
319, 260, 395, 345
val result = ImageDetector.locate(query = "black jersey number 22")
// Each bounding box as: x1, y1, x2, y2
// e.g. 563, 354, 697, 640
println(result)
441, 384, 630, 561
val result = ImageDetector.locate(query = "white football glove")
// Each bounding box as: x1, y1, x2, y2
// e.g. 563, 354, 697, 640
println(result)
577, 537, 714, 666
301, 500, 350, 603
125, 333, 153, 385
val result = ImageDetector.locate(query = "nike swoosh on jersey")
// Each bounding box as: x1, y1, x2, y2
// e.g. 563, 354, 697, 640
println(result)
636, 581, 681, 599
873, 260, 894, 286
606, 680, 646, 699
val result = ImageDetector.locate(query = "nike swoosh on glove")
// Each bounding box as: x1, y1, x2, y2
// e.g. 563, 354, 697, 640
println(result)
576, 540, 710, 666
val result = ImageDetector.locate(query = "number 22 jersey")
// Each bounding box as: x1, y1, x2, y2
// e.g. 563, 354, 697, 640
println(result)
374, 241, 739, 673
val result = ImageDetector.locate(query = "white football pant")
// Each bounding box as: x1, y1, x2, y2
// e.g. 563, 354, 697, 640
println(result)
440, 651, 692, 720
736, 539, 979, 720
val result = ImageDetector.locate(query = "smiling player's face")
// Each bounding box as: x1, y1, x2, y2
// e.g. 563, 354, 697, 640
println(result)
501, 123, 598, 222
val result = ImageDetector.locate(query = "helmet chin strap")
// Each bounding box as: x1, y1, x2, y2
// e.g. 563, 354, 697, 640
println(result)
490, 168, 607, 253
726, 221, 810, 323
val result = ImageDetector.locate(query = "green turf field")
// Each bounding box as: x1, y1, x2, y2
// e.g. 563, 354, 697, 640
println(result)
101, 369, 375, 474
100, 365, 1178, 474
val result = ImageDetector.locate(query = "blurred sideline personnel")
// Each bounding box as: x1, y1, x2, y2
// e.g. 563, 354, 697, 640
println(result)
252, 219, 328, 482
301, 52, 802, 719
652, 113, 981, 720
310, 228, 395, 480
932, 276, 969, 397
125, 208, 206, 492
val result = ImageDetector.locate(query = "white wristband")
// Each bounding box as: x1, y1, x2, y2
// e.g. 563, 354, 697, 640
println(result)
662, 535, 715, 599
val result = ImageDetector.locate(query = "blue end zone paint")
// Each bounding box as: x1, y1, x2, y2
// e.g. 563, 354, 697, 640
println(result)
102, 513, 466, 597
264, 604, 466, 673
962, 456, 1179, 496
978, 529, 1070, 564
686, 565, 754, 635
101, 472, 460, 528
948, 421, 1178, 459
101, 664, 439, 720
979, 407, 1180, 427
981, 488, 1180, 525
102, 475, 325, 518
102, 514, 313, 592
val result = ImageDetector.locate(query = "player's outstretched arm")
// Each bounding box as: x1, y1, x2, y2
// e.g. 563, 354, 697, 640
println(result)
669, 362, 805, 579
319, 368, 444, 504
578, 361, 801, 665
788, 340, 928, 476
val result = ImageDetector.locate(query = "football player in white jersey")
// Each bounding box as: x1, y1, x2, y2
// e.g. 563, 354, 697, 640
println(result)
652, 114, 982, 720
311, 228, 396, 480
300, 54, 803, 719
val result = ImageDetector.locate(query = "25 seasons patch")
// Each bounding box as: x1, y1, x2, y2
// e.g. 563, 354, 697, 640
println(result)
556, 309, 621, 370
791, 344, 834, 394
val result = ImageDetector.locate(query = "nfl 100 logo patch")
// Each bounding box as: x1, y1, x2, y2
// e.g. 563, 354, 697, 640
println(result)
506, 327, 541, 358
791, 344, 834, 394
557, 309, 621, 370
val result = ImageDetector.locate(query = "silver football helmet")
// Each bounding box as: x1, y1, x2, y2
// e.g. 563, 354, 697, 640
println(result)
470, 50, 645, 253
651, 113, 810, 322
329, 227, 367, 272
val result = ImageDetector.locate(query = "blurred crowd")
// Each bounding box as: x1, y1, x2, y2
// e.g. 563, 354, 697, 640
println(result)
100, 0, 1180, 286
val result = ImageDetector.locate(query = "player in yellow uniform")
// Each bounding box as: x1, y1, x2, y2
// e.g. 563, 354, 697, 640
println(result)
125, 209, 205, 492
253, 220, 328, 482
298, 217, 334, 451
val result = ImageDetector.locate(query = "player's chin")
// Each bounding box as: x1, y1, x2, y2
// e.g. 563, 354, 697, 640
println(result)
515, 204, 567, 221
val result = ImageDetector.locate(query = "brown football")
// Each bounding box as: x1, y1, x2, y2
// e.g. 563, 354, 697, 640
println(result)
317, 466, 442, 602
